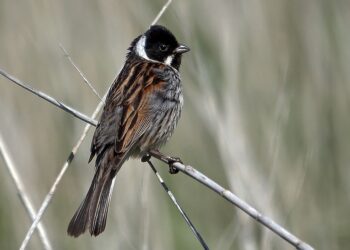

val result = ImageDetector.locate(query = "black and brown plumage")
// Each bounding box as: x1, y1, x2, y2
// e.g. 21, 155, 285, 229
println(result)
67, 25, 190, 237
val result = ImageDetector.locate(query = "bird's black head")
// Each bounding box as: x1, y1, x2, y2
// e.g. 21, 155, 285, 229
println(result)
130, 25, 190, 70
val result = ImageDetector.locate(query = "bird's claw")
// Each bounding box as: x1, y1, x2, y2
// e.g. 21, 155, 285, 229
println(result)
167, 156, 183, 174
141, 154, 151, 162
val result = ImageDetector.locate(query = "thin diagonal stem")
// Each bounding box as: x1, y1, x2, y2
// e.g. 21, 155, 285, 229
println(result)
0, 68, 97, 127
59, 44, 103, 102
144, 158, 209, 250
151, 0, 172, 25
0, 134, 52, 250
19, 98, 105, 250
148, 150, 314, 250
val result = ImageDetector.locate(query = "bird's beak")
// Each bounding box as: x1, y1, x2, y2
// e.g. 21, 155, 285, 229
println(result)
174, 44, 190, 54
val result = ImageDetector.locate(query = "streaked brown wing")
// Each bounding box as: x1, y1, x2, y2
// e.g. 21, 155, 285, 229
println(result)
89, 61, 139, 162
89, 60, 166, 162
115, 66, 167, 155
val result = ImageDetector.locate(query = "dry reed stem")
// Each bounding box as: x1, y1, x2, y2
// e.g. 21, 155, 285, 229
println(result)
59, 43, 103, 102
148, 150, 314, 250
0, 134, 52, 250
0, 68, 97, 127
143, 157, 209, 249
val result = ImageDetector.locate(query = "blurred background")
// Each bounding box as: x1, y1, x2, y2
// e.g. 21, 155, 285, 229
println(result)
0, 0, 349, 249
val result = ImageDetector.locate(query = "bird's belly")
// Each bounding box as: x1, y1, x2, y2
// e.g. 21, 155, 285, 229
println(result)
138, 101, 182, 153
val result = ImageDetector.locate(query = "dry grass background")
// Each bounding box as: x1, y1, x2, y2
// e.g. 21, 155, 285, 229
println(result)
0, 0, 349, 249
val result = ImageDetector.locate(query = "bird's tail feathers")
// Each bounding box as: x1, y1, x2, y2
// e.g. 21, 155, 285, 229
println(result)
67, 150, 122, 237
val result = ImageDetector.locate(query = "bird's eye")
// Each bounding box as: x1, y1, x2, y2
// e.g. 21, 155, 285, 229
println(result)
159, 44, 168, 52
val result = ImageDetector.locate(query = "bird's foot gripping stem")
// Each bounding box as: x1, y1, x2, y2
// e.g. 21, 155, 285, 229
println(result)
166, 156, 182, 174
145, 150, 183, 174
141, 154, 151, 163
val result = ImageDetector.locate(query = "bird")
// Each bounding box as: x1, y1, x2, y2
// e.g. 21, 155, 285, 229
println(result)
67, 25, 190, 237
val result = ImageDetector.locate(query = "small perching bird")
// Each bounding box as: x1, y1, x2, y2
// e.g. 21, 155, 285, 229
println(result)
67, 25, 190, 237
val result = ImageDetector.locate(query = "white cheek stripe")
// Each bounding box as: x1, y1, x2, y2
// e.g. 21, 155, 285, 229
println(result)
136, 35, 150, 60
164, 55, 174, 66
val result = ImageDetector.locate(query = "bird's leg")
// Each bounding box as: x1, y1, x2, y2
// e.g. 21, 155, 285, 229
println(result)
148, 149, 182, 174
141, 154, 151, 162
